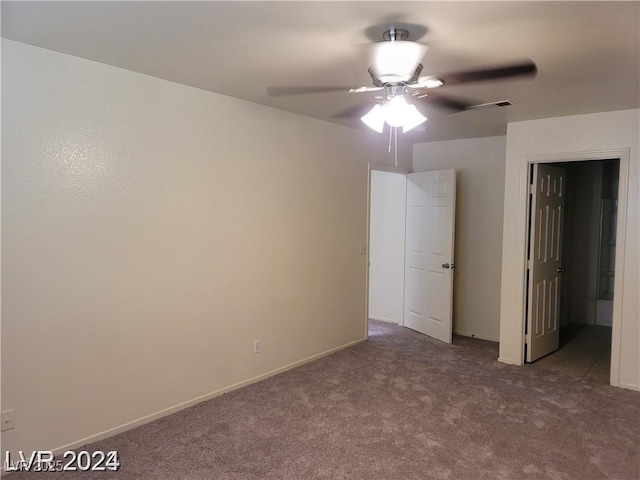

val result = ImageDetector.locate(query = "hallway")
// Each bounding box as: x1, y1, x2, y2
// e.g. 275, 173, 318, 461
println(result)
530, 325, 612, 383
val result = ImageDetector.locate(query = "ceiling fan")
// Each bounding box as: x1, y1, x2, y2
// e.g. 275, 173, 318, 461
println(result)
268, 27, 537, 134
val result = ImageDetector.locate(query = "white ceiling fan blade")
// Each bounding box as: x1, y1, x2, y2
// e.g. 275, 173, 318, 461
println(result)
349, 86, 385, 94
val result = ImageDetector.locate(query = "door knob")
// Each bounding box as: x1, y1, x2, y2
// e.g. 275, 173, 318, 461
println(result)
557, 267, 566, 273
442, 263, 454, 269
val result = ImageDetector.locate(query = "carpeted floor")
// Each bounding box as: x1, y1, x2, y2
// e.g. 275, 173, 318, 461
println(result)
8, 320, 640, 479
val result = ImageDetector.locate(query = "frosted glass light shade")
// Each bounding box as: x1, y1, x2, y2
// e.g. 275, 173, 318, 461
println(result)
402, 104, 427, 133
374, 41, 427, 82
385, 96, 409, 127
360, 104, 386, 133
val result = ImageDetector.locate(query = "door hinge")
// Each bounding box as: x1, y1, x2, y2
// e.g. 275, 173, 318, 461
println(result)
529, 183, 535, 194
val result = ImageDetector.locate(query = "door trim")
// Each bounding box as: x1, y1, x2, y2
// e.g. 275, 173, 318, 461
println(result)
365, 163, 409, 340
515, 149, 629, 386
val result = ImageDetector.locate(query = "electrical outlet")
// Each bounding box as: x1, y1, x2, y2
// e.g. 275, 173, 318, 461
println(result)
253, 339, 261, 354
1, 410, 15, 432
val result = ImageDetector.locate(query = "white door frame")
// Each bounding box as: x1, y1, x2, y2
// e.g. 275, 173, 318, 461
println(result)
518, 149, 629, 386
365, 163, 409, 340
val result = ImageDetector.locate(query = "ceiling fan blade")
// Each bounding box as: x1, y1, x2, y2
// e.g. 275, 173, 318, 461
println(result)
419, 59, 537, 87
349, 86, 385, 94
412, 92, 477, 112
331, 101, 378, 119
267, 86, 355, 96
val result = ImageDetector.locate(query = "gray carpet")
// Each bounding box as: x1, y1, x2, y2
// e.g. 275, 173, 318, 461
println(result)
8, 320, 640, 479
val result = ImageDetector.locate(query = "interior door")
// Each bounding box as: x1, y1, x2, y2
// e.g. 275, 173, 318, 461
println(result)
526, 164, 566, 362
403, 169, 456, 343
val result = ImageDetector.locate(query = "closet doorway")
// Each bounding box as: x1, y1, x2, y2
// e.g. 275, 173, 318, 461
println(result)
366, 165, 456, 344
525, 158, 620, 383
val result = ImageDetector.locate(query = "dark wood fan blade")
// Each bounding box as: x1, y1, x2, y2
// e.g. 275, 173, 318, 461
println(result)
413, 93, 477, 112
267, 86, 354, 96
331, 101, 378, 119
423, 59, 537, 87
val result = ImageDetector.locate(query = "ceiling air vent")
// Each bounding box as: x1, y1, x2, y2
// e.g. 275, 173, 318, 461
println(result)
467, 100, 514, 110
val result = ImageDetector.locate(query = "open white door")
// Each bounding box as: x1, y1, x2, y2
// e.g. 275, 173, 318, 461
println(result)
526, 164, 566, 362
404, 169, 456, 343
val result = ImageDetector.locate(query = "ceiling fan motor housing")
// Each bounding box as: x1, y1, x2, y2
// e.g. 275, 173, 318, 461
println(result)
384, 84, 407, 99
382, 28, 410, 41
369, 63, 423, 87
369, 28, 425, 86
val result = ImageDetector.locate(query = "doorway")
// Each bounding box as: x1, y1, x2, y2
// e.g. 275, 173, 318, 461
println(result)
365, 164, 456, 344
524, 158, 621, 383
367, 168, 407, 326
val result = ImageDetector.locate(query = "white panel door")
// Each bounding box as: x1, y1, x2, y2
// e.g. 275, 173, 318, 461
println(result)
404, 169, 456, 343
526, 164, 566, 362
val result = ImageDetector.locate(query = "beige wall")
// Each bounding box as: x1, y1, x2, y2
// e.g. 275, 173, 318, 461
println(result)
499, 109, 639, 391
413, 136, 506, 342
1, 40, 408, 456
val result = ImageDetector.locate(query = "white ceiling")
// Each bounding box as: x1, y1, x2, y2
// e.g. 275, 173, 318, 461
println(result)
2, 1, 639, 143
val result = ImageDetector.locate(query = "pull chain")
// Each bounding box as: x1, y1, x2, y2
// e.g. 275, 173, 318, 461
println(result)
394, 127, 398, 167
386, 126, 399, 167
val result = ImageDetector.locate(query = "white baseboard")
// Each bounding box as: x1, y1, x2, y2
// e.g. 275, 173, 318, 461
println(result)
369, 315, 399, 324
454, 330, 499, 343
2, 337, 366, 474
618, 382, 640, 392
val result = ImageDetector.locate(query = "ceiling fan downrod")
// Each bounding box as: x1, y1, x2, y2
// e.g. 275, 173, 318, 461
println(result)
382, 28, 409, 42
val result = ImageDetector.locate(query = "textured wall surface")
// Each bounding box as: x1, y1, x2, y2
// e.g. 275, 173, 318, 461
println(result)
1, 39, 407, 456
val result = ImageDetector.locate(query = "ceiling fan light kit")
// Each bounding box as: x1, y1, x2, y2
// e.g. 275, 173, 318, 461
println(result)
360, 94, 427, 133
